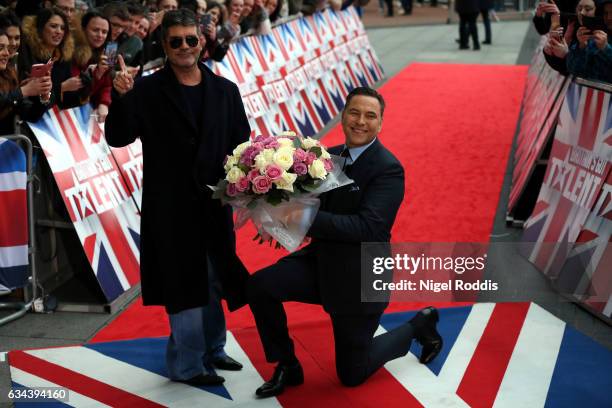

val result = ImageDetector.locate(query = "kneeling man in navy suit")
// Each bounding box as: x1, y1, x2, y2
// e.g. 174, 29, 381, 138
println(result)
247, 86, 443, 398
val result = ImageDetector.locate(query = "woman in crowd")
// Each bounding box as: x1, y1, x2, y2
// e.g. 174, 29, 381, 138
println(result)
0, 28, 52, 134
135, 15, 150, 41
543, 0, 601, 77
71, 9, 113, 122
566, 0, 612, 82
204, 0, 240, 61
18, 8, 80, 108
0, 11, 20, 71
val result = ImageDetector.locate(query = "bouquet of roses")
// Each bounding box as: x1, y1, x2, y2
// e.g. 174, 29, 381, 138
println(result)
211, 132, 353, 251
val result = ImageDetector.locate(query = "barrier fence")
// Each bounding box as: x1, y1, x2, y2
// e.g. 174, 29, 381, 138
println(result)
0, 135, 38, 325
512, 46, 611, 321
5, 7, 382, 308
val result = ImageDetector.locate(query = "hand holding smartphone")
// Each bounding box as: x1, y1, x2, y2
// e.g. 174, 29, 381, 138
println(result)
30, 59, 53, 78
104, 42, 118, 66
581, 16, 607, 32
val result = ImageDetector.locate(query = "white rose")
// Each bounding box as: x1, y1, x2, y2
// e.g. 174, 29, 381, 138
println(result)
320, 148, 331, 160
308, 159, 327, 179
301, 137, 319, 150
280, 130, 297, 137
223, 155, 238, 172
274, 171, 298, 192
226, 166, 245, 183
232, 141, 251, 157
277, 137, 294, 148
273, 147, 294, 171
254, 149, 275, 171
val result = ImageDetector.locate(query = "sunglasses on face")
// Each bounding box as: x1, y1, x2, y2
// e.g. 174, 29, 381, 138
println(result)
168, 35, 199, 49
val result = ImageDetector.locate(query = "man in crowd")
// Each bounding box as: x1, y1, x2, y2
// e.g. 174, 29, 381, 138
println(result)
105, 8, 251, 386
52, 0, 77, 25
117, 1, 146, 66
247, 87, 443, 398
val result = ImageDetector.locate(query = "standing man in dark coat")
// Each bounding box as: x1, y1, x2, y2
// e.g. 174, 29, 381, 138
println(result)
456, 0, 481, 50
247, 87, 443, 398
105, 9, 250, 386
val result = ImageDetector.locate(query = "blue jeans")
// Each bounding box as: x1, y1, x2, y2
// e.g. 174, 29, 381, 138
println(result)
166, 256, 227, 380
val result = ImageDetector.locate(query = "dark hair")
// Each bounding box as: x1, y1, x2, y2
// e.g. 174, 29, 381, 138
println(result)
126, 0, 147, 17
0, 10, 20, 29
103, 2, 131, 21
36, 7, 70, 43
161, 8, 200, 39
206, 1, 225, 25
344, 87, 386, 118
81, 10, 112, 50
179, 0, 199, 14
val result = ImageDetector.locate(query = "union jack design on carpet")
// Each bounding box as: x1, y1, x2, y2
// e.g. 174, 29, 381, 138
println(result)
8, 304, 612, 407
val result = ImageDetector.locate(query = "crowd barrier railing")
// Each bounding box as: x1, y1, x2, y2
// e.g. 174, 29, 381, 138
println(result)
510, 49, 611, 322
0, 135, 39, 326
15, 7, 382, 309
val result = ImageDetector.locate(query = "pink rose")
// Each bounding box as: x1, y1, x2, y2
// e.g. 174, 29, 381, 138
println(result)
293, 148, 308, 163
226, 182, 238, 197
252, 175, 272, 194
263, 137, 279, 149
323, 159, 333, 172
304, 152, 317, 165
240, 145, 262, 166
265, 164, 283, 181
253, 135, 266, 143
293, 162, 308, 175
236, 177, 250, 192
247, 168, 261, 182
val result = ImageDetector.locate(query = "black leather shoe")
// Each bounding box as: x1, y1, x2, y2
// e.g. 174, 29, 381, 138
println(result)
255, 362, 304, 398
177, 373, 225, 386
410, 306, 443, 364
212, 355, 243, 371
482, 40, 492, 45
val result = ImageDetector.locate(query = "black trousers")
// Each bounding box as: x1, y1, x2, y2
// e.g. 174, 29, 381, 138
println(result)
480, 8, 491, 42
247, 253, 416, 386
459, 13, 480, 48
384, 0, 394, 16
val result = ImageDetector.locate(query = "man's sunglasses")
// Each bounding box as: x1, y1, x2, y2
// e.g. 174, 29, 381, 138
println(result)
168, 35, 199, 49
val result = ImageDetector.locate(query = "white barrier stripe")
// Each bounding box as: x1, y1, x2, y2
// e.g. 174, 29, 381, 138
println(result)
9, 366, 111, 408
492, 303, 566, 408
0, 172, 26, 192
0, 245, 28, 268
437, 303, 496, 392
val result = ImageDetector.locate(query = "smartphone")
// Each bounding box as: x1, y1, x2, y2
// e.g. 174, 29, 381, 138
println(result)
104, 42, 118, 66
30, 60, 53, 77
200, 13, 213, 35
581, 15, 607, 32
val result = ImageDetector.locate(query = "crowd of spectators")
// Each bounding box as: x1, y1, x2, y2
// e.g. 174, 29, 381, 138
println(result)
0, 0, 358, 133
536, 0, 612, 84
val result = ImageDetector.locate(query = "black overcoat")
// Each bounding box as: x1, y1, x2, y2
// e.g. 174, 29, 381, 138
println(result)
105, 63, 251, 314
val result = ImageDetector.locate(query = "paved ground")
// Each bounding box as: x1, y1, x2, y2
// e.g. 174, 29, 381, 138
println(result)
1, 18, 610, 407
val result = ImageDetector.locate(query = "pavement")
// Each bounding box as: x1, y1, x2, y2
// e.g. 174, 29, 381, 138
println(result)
1, 16, 611, 407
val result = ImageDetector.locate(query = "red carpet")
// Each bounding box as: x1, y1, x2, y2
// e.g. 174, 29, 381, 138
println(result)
93, 62, 526, 344
90, 62, 526, 404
